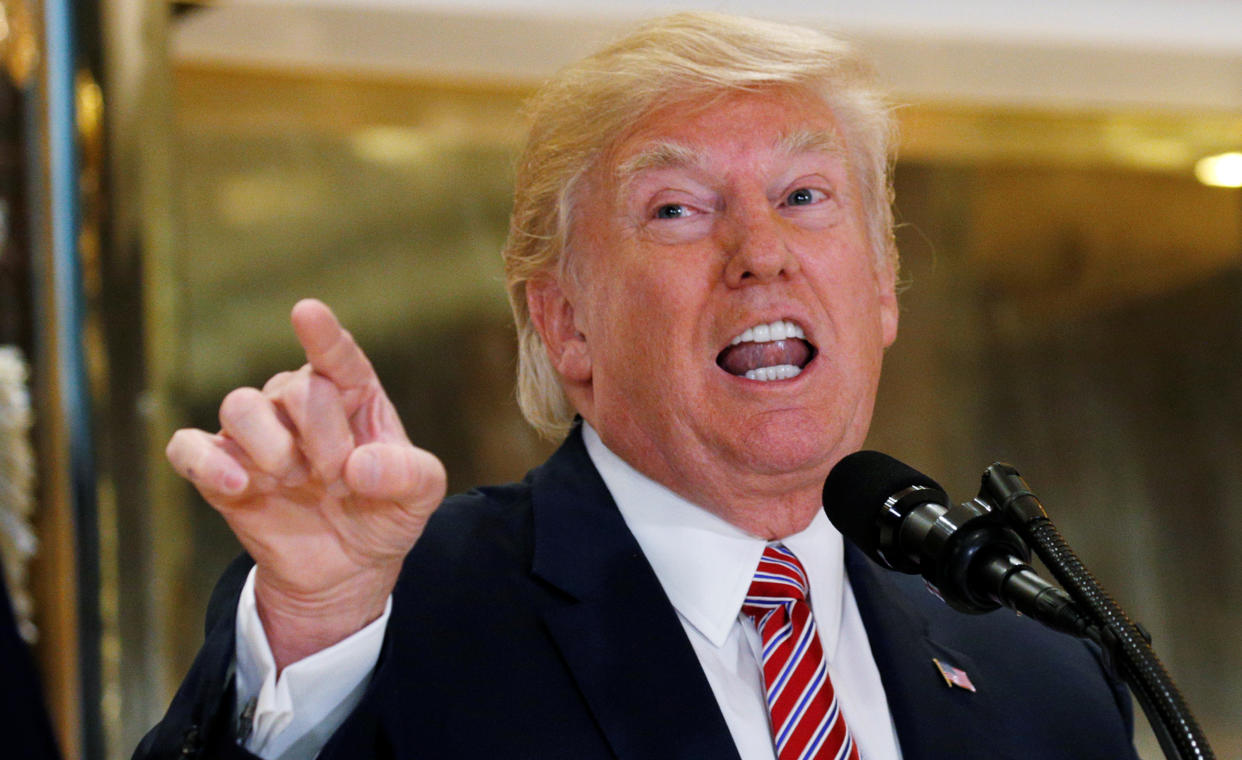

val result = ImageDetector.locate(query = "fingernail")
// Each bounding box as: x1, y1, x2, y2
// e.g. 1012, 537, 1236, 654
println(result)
222, 467, 248, 495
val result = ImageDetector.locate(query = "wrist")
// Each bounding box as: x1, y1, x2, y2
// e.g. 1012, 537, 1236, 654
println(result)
254, 563, 399, 671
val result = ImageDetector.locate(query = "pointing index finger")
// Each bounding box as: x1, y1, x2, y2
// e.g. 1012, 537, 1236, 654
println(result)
290, 299, 377, 391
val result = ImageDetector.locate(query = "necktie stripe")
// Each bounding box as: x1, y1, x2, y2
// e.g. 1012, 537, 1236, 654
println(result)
765, 613, 816, 703
774, 659, 828, 747
747, 593, 798, 607
753, 568, 800, 582
792, 699, 836, 760
742, 545, 861, 760
764, 558, 806, 580
750, 576, 799, 593
784, 682, 838, 760
755, 566, 800, 580
783, 657, 829, 731
761, 619, 793, 661
757, 561, 805, 584
820, 715, 853, 760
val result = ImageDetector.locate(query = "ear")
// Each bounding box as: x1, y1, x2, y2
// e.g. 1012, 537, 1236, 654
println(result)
877, 254, 899, 348
526, 275, 592, 383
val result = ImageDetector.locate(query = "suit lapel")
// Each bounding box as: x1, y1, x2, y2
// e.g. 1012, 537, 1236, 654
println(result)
525, 430, 1022, 759
845, 546, 1021, 760
529, 428, 742, 760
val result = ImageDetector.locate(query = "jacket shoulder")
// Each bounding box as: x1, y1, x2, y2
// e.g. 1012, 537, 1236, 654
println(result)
850, 551, 1139, 760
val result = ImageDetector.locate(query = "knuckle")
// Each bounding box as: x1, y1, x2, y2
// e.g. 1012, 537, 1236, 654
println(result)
253, 434, 294, 475
306, 373, 345, 409
311, 436, 354, 477
165, 428, 193, 464
219, 387, 261, 423
306, 371, 334, 395
261, 369, 296, 394
278, 374, 312, 413
406, 447, 446, 501
328, 327, 355, 355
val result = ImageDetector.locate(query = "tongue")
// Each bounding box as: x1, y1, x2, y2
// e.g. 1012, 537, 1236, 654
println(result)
717, 339, 812, 376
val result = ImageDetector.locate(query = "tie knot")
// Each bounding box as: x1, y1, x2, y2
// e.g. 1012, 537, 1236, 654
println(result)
743, 544, 809, 617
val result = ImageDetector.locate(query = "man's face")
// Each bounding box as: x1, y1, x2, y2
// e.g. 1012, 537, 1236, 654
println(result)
534, 86, 898, 536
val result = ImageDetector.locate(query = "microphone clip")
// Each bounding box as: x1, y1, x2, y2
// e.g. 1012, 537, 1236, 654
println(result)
879, 485, 1032, 614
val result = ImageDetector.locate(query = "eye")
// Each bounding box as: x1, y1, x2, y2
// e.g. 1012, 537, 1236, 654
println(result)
655, 203, 690, 219
785, 187, 826, 206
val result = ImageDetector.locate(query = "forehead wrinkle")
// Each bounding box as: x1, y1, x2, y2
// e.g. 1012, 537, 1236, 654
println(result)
609, 126, 846, 206
617, 128, 844, 180
775, 128, 845, 160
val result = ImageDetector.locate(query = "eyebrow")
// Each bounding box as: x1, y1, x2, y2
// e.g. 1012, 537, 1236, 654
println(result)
613, 128, 846, 191
615, 140, 703, 183
775, 128, 845, 158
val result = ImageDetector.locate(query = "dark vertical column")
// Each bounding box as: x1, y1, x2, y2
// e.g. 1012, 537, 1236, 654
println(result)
96, 0, 181, 752
31, 0, 101, 756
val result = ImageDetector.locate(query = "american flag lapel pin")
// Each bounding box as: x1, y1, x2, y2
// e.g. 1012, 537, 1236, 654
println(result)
933, 658, 977, 692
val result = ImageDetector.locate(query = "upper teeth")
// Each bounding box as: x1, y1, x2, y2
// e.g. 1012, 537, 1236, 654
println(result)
730, 319, 805, 346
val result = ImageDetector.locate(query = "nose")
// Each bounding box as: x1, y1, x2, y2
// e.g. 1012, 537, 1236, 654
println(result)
721, 206, 800, 287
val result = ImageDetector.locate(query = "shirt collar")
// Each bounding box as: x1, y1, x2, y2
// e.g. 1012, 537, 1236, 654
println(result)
581, 423, 847, 655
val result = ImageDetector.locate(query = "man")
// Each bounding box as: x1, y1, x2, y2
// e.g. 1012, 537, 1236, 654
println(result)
138, 12, 1138, 759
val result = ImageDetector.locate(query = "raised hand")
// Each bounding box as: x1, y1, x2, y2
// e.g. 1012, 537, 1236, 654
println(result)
166, 299, 445, 668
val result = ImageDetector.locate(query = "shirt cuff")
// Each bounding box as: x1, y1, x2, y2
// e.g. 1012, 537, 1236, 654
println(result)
233, 566, 392, 760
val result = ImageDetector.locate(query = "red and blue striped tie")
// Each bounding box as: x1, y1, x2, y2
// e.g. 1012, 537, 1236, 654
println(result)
742, 544, 861, 760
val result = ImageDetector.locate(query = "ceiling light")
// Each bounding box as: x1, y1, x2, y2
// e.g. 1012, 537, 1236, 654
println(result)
1194, 152, 1242, 188
350, 126, 431, 166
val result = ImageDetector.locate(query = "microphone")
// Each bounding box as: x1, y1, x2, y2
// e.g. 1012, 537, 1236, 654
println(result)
824, 451, 1094, 637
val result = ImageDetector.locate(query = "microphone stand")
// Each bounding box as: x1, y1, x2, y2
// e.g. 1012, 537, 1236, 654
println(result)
978, 463, 1214, 760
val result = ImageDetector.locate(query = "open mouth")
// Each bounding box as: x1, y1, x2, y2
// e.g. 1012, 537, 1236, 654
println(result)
716, 319, 817, 382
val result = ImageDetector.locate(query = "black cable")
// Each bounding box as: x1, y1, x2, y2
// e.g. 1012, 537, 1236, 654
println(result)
982, 464, 1214, 760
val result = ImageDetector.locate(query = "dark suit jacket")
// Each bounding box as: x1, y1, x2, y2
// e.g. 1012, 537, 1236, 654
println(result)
0, 555, 61, 760
136, 427, 1138, 759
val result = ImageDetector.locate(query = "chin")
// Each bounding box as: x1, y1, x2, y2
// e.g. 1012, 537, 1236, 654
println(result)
729, 412, 841, 478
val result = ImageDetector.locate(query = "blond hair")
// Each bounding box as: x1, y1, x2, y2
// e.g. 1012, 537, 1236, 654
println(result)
503, 11, 897, 440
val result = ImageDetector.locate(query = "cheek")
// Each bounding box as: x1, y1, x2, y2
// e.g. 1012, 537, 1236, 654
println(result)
613, 259, 701, 324
809, 260, 892, 355
594, 282, 706, 388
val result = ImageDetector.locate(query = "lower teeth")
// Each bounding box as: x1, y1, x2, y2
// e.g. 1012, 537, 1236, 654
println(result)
744, 364, 802, 382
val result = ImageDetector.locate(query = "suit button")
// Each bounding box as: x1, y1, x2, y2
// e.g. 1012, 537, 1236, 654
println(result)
180, 725, 201, 757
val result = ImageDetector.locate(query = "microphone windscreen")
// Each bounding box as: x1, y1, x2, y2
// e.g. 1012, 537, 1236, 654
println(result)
823, 450, 945, 557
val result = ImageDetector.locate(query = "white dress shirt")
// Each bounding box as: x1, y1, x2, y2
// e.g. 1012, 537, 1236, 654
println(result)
234, 570, 389, 760
583, 425, 903, 760
234, 423, 903, 759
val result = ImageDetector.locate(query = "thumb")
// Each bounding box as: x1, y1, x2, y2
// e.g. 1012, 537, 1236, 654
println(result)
345, 441, 447, 509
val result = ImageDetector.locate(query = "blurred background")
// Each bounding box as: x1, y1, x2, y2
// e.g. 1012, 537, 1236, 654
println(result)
0, 1, 1239, 757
